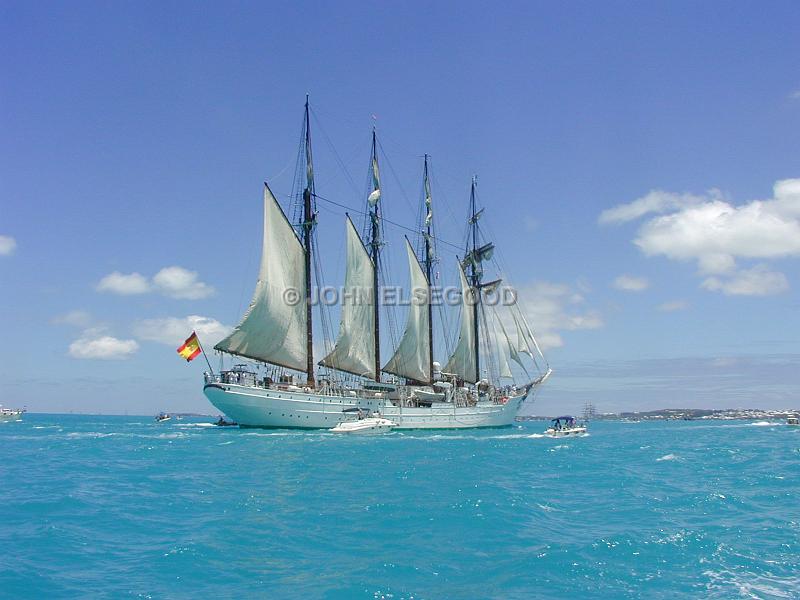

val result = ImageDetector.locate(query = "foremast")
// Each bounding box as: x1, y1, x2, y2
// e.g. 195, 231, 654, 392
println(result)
367, 129, 382, 382
302, 96, 316, 386
423, 155, 435, 383
468, 177, 481, 381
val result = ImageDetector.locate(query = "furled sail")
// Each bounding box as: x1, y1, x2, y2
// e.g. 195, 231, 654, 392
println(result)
367, 155, 381, 206
444, 262, 478, 383
382, 239, 431, 383
214, 184, 307, 371
319, 217, 376, 378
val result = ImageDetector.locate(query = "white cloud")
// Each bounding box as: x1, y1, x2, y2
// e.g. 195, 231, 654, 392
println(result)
513, 281, 603, 350
69, 328, 139, 360
598, 190, 715, 225
53, 310, 93, 327
95, 266, 214, 299
613, 274, 649, 292
0, 235, 17, 256
96, 271, 151, 295
702, 265, 789, 296
602, 178, 800, 295
152, 266, 214, 299
657, 300, 689, 312
133, 315, 231, 346
790, 90, 800, 100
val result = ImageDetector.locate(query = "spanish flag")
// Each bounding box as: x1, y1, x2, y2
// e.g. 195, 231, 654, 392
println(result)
177, 332, 201, 362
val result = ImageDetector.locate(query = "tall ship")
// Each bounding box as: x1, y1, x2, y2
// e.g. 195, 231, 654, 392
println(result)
203, 99, 551, 429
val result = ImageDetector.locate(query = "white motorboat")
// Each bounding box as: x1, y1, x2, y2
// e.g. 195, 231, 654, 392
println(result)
331, 408, 395, 434
788, 415, 799, 426
544, 415, 587, 437
0, 406, 25, 422
155, 412, 171, 423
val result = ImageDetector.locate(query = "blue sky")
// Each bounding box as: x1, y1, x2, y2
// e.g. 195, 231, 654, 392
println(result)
2, 1, 799, 415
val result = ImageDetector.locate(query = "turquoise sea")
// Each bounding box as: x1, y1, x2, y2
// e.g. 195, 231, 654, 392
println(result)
1, 415, 798, 599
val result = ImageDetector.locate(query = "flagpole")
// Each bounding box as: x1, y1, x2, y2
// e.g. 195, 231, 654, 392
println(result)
194, 332, 215, 374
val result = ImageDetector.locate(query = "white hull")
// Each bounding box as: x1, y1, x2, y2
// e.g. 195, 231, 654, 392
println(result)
545, 426, 587, 437
331, 417, 396, 434
203, 382, 533, 430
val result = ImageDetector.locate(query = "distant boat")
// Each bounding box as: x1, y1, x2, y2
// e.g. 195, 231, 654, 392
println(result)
788, 415, 799, 426
545, 415, 587, 437
155, 413, 171, 423
0, 406, 25, 422
214, 416, 238, 427
202, 98, 552, 430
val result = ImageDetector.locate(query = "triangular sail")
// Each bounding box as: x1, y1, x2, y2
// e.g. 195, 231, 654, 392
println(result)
513, 311, 532, 358
382, 239, 431, 383
443, 262, 478, 383
516, 309, 546, 364
319, 217, 376, 378
214, 184, 307, 371
497, 312, 528, 376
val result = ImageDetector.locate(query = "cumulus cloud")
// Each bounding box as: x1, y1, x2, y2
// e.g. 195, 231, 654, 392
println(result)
702, 265, 789, 296
602, 179, 800, 296
53, 310, 93, 327
95, 266, 214, 299
657, 300, 689, 312
68, 328, 139, 360
133, 315, 231, 346
613, 275, 649, 292
598, 190, 715, 225
152, 266, 214, 299
96, 271, 151, 295
0, 235, 17, 256
513, 281, 603, 350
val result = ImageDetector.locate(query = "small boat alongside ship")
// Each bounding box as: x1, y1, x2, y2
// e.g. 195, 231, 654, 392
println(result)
788, 415, 799, 426
330, 408, 396, 434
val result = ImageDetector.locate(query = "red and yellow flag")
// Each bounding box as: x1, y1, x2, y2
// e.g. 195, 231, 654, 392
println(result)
177, 332, 201, 362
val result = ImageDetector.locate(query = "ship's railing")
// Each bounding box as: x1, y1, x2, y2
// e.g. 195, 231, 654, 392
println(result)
204, 371, 389, 400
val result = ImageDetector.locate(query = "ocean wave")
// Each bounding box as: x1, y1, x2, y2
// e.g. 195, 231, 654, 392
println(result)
656, 453, 678, 461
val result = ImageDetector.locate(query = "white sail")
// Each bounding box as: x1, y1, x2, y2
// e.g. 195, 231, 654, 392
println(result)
444, 262, 478, 383
497, 312, 528, 376
512, 311, 532, 358
319, 217, 376, 378
516, 309, 546, 363
494, 315, 514, 379
382, 239, 431, 383
215, 184, 307, 371
368, 156, 381, 205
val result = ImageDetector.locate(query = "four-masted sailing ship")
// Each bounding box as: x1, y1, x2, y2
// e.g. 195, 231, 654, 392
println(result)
202, 99, 551, 429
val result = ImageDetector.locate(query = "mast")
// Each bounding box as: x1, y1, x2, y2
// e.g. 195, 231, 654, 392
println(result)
469, 176, 480, 382
423, 155, 434, 382
302, 96, 315, 385
369, 129, 381, 382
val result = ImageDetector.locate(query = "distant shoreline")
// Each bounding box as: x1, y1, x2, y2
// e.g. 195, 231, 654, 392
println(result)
519, 407, 798, 421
